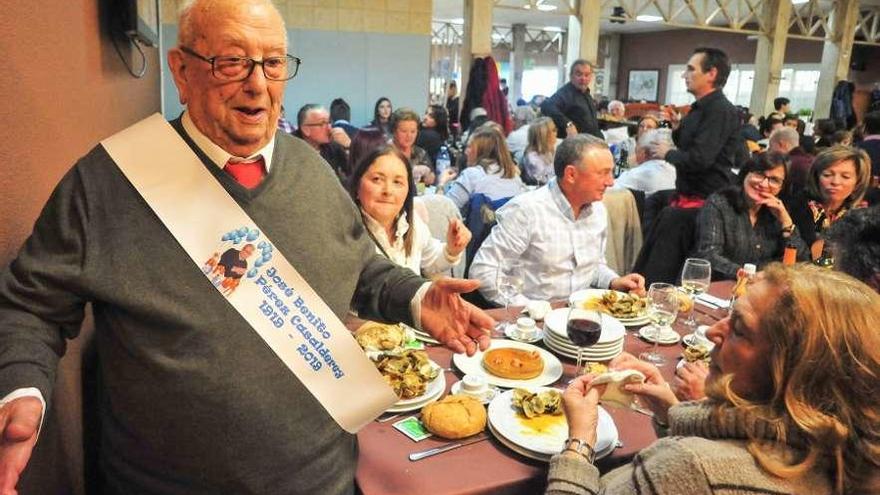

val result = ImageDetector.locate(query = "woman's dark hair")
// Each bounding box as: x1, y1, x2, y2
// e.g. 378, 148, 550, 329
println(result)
814, 118, 837, 137
720, 151, 791, 213
347, 145, 416, 257
427, 104, 449, 141
371, 97, 392, 127
349, 127, 388, 174
825, 206, 880, 293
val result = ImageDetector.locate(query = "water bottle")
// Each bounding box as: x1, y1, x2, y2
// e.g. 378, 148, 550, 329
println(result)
435, 145, 451, 176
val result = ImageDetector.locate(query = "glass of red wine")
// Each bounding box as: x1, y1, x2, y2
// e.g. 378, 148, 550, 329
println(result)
566, 308, 602, 383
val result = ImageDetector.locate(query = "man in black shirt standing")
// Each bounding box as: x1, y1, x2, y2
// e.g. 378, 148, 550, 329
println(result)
541, 59, 603, 140
654, 47, 742, 204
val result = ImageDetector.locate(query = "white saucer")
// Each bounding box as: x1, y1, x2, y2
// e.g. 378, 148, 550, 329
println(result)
450, 380, 500, 404
638, 326, 681, 345
504, 325, 544, 344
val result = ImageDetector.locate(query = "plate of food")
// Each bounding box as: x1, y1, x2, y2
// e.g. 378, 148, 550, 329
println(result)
569, 289, 650, 325
452, 340, 563, 388
370, 349, 446, 412
487, 387, 618, 457
355, 321, 424, 354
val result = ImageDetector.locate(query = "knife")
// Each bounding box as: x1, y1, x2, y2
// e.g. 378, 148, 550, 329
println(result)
409, 435, 490, 461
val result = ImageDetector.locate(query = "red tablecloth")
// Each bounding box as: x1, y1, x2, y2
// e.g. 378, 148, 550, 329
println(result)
355, 281, 734, 495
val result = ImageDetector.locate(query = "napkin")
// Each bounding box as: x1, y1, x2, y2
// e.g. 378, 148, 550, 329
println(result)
695, 293, 730, 309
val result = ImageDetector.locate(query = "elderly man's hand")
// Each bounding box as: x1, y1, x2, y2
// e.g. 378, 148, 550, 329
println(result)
610, 273, 646, 297
649, 140, 672, 161
673, 361, 709, 401
330, 127, 351, 149
420, 278, 495, 356
0, 397, 42, 495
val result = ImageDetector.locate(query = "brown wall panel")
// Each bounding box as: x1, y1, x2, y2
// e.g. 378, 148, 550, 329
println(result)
0, 0, 161, 265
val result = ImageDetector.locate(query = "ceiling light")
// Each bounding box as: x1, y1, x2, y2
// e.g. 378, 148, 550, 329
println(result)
537, 4, 557, 11
636, 15, 662, 22
791, 0, 809, 4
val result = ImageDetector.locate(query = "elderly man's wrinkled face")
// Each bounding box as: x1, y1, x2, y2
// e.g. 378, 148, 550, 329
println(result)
169, 1, 287, 157
300, 109, 332, 145
564, 147, 614, 208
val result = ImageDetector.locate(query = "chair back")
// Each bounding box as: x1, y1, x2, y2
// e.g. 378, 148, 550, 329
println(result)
462, 193, 512, 277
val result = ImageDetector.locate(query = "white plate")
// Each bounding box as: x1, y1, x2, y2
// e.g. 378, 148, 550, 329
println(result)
504, 325, 544, 344
542, 336, 623, 361
543, 328, 624, 351
638, 326, 681, 345
487, 421, 617, 462
682, 333, 715, 351
385, 369, 447, 413
568, 289, 650, 325
450, 380, 500, 404
544, 308, 626, 344
487, 387, 618, 456
452, 340, 563, 388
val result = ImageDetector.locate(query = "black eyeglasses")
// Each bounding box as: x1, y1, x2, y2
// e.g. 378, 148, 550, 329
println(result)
180, 46, 301, 82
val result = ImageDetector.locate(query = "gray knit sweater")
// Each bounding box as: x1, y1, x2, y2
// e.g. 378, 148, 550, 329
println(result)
546, 401, 832, 494
0, 120, 425, 494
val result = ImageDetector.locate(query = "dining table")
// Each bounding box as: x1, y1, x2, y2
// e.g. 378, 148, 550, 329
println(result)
353, 281, 735, 495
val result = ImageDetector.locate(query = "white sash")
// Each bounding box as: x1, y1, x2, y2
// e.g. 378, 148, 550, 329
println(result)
101, 114, 397, 433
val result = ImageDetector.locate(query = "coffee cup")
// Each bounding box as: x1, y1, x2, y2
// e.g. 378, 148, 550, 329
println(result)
514, 317, 538, 341
460, 374, 489, 396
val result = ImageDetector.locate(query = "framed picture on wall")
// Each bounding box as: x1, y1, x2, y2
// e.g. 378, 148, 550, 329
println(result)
627, 70, 659, 102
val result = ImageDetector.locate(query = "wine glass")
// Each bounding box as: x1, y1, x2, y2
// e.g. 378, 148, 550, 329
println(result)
639, 282, 679, 365
679, 258, 711, 328
566, 308, 602, 383
495, 262, 524, 332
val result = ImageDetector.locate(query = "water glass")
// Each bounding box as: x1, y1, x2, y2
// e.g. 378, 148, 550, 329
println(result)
640, 282, 679, 365
679, 258, 711, 328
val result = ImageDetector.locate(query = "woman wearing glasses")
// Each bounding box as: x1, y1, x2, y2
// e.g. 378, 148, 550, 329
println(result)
785, 146, 872, 261
693, 152, 809, 280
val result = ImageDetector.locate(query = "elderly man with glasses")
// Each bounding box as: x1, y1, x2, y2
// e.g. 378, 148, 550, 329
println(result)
0, 1, 493, 494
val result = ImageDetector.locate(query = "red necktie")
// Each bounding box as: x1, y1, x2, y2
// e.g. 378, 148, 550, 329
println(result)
224, 157, 266, 189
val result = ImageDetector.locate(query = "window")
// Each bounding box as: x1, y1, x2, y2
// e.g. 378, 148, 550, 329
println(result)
522, 67, 559, 102
665, 63, 821, 113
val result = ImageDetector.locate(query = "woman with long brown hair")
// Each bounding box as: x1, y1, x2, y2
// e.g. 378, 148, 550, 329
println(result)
444, 125, 524, 210
548, 263, 880, 495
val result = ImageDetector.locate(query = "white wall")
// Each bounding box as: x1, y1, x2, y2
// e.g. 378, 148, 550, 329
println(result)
161, 26, 430, 127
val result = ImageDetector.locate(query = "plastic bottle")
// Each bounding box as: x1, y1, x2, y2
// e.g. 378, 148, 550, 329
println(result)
782, 238, 798, 265
729, 263, 757, 308
435, 145, 451, 176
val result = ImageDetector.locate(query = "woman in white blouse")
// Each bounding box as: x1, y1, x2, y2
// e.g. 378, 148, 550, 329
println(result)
349, 146, 471, 277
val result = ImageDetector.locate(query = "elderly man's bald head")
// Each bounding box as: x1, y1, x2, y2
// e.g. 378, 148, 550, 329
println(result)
169, 0, 289, 157
178, 0, 286, 47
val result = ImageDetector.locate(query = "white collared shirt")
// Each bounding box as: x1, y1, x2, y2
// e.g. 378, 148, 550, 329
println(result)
362, 211, 459, 277
470, 180, 618, 305
181, 111, 275, 169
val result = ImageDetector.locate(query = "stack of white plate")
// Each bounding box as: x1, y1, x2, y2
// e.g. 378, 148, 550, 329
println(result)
487, 388, 618, 462
385, 362, 446, 413
542, 308, 626, 361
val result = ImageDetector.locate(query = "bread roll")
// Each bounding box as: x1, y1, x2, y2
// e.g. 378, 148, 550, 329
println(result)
421, 395, 487, 439
482, 348, 544, 380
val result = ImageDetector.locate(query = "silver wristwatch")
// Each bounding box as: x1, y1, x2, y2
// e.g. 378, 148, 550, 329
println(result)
563, 437, 596, 464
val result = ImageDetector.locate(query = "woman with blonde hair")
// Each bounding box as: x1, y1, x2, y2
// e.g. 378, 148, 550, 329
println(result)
785, 145, 871, 260
444, 125, 524, 210
520, 117, 557, 185
548, 263, 880, 495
